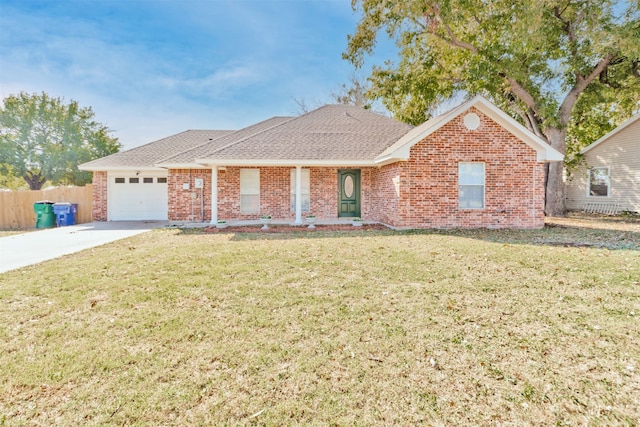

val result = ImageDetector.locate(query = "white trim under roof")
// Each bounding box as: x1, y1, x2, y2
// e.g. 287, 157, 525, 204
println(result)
194, 159, 377, 167
149, 163, 210, 169
79, 165, 169, 172
374, 95, 564, 165
580, 114, 640, 154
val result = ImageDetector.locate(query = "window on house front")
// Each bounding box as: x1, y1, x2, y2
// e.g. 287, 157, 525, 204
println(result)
240, 169, 260, 213
459, 162, 485, 209
588, 167, 610, 197
290, 168, 310, 212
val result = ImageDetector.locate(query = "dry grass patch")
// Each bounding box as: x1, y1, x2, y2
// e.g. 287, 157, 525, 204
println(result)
0, 229, 30, 237
0, 221, 638, 425
546, 211, 640, 233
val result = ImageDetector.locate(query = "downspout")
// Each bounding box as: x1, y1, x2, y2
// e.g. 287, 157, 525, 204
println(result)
209, 166, 218, 225
295, 165, 302, 224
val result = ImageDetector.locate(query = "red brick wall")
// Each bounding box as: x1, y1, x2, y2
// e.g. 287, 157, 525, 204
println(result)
168, 169, 212, 221
309, 168, 338, 219
385, 108, 545, 229
92, 171, 108, 221
370, 163, 403, 227
216, 167, 374, 221
163, 109, 545, 229
164, 166, 377, 222
217, 167, 293, 220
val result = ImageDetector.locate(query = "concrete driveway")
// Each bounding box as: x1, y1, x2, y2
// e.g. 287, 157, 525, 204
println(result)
0, 221, 167, 274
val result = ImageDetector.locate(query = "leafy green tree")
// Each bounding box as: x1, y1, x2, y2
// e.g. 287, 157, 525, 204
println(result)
344, 0, 640, 216
0, 164, 27, 190
0, 92, 121, 190
565, 60, 640, 172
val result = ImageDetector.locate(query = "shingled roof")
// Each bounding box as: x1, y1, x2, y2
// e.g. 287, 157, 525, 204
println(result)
195, 105, 413, 165
156, 116, 293, 168
80, 105, 413, 171
79, 130, 233, 171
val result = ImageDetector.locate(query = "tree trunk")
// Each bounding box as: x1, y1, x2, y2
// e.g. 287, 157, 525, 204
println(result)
544, 127, 567, 217
24, 170, 46, 190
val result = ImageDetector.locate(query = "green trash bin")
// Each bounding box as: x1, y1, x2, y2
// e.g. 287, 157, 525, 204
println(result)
34, 200, 56, 229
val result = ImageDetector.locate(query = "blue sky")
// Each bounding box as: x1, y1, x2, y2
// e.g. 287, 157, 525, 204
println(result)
0, 0, 395, 149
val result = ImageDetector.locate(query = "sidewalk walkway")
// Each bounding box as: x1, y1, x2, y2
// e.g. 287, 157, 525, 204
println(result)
0, 221, 166, 274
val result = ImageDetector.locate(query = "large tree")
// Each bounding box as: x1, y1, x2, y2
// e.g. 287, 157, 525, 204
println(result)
344, 0, 640, 216
0, 92, 121, 190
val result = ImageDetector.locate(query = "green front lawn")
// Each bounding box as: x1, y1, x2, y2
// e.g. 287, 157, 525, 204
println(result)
1, 223, 638, 425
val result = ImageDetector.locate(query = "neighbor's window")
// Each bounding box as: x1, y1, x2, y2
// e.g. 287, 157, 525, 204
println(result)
129, 177, 139, 184
459, 162, 485, 209
240, 169, 260, 213
290, 168, 310, 212
588, 167, 610, 197
115, 177, 125, 184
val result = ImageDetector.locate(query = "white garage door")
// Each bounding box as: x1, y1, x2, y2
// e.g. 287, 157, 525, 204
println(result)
108, 172, 168, 221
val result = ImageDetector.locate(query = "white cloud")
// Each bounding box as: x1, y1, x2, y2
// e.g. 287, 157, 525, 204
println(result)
1, 0, 384, 150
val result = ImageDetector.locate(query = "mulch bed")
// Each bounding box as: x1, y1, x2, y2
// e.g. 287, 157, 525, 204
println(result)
204, 224, 390, 233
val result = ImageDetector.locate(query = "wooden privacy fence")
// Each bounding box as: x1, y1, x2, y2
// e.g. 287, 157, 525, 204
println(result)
0, 185, 93, 229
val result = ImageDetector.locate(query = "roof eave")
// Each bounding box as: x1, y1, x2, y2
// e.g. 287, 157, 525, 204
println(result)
374, 145, 412, 165
580, 114, 640, 154
473, 100, 564, 162
153, 163, 208, 169
378, 95, 564, 163
78, 165, 168, 172
195, 158, 377, 167
541, 148, 564, 162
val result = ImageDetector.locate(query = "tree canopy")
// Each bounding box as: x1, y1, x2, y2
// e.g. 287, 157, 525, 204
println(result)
0, 92, 121, 190
344, 0, 640, 215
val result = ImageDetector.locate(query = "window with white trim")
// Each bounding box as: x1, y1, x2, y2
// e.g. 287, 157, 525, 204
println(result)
240, 169, 260, 213
459, 162, 485, 209
588, 167, 610, 197
290, 169, 310, 212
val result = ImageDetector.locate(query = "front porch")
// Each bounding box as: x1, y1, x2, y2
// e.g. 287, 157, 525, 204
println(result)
166, 165, 377, 225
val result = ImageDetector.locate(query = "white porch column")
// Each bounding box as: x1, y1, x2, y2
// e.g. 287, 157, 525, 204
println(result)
209, 166, 218, 225
294, 165, 302, 224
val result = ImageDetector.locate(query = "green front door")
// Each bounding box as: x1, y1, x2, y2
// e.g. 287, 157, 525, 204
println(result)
338, 169, 361, 217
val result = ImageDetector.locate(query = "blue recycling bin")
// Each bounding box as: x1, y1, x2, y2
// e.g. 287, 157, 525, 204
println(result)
52, 203, 78, 226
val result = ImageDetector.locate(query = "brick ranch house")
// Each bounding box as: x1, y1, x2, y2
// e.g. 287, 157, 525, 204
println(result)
79, 96, 563, 229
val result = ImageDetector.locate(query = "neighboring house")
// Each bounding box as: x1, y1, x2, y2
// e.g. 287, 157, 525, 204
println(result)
566, 114, 640, 214
80, 96, 563, 229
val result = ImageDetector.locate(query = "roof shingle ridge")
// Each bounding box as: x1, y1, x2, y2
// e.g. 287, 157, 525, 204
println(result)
153, 128, 241, 164
202, 115, 298, 157
155, 117, 292, 164
131, 129, 229, 152
80, 129, 207, 166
